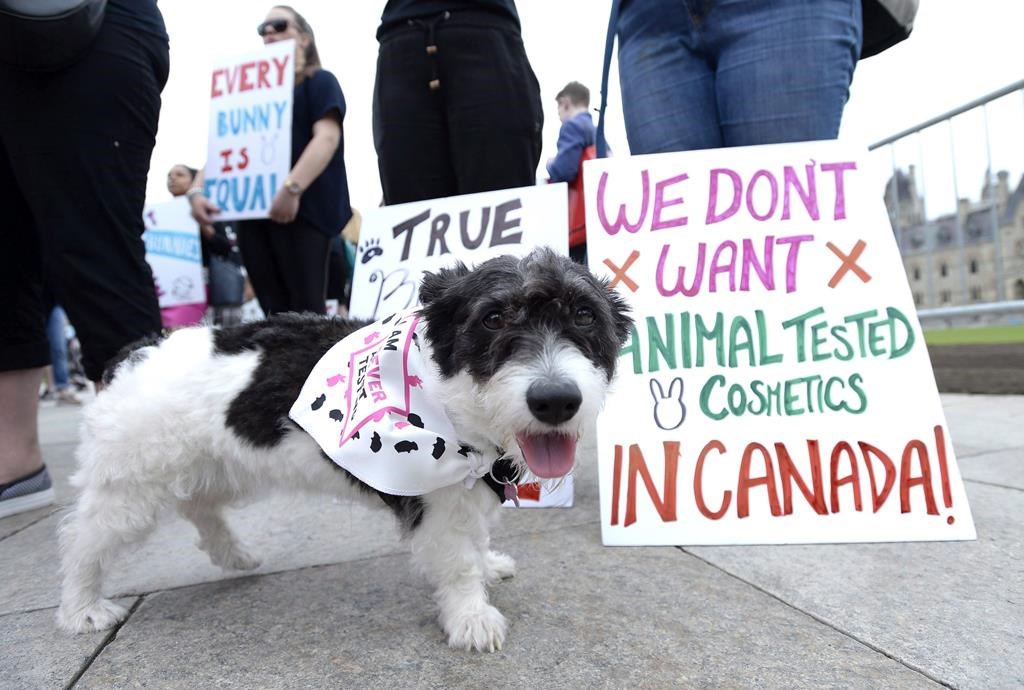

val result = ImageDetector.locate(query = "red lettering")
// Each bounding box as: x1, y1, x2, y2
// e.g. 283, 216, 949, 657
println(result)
900, 440, 939, 515
623, 442, 679, 527
272, 55, 290, 86
858, 442, 896, 512
737, 443, 781, 518
776, 440, 826, 515
239, 61, 255, 92
219, 148, 233, 173
694, 440, 730, 519
257, 60, 271, 88
934, 425, 953, 509
611, 445, 623, 525
829, 441, 862, 512
210, 68, 224, 98
238, 147, 249, 171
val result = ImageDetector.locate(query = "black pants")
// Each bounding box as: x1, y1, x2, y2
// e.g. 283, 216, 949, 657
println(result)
0, 17, 168, 381
372, 10, 544, 205
236, 218, 330, 316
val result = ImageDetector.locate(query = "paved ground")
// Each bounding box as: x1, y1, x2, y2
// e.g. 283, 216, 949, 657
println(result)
1, 394, 1022, 689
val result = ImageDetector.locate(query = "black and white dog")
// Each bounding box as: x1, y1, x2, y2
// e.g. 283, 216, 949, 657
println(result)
57, 248, 632, 652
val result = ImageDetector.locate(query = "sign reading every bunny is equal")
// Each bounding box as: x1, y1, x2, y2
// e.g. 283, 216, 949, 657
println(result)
586, 141, 976, 546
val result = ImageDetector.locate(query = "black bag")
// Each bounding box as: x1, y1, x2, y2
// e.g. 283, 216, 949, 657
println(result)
208, 254, 245, 308
860, 0, 918, 59
0, 0, 107, 71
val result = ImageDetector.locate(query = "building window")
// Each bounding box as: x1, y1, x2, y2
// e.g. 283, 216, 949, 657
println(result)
970, 287, 982, 301
912, 266, 921, 281
940, 290, 952, 303
913, 292, 923, 306
940, 263, 949, 277
969, 259, 979, 274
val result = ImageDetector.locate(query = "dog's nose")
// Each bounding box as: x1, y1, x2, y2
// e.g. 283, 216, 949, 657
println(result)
526, 380, 582, 425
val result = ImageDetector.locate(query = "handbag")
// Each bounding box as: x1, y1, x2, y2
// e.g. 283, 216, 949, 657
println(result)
860, 0, 919, 59
0, 0, 107, 71
567, 144, 597, 249
208, 254, 245, 308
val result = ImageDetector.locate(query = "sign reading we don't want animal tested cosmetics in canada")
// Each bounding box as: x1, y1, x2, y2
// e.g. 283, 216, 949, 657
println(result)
586, 141, 976, 545
202, 40, 294, 221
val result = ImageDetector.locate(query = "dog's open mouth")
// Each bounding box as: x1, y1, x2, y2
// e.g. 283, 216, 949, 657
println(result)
515, 432, 577, 478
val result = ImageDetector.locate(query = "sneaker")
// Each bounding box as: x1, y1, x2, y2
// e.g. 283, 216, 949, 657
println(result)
0, 466, 56, 519
56, 389, 83, 406
39, 389, 55, 403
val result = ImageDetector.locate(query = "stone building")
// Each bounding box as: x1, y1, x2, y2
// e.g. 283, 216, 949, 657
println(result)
885, 168, 1024, 308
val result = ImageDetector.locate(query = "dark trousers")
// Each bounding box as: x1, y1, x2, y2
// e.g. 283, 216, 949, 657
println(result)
0, 17, 168, 381
236, 218, 330, 316
372, 10, 544, 205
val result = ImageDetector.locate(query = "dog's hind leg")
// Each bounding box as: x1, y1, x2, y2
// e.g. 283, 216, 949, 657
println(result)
177, 499, 260, 571
411, 483, 508, 652
57, 487, 162, 633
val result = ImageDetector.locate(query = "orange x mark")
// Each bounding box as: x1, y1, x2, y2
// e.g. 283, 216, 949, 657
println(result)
826, 240, 871, 288
603, 250, 641, 292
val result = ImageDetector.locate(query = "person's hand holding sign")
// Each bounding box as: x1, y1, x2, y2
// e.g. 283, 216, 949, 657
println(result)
185, 169, 221, 225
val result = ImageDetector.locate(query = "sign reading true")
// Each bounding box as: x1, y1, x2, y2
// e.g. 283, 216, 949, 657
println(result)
586, 141, 976, 545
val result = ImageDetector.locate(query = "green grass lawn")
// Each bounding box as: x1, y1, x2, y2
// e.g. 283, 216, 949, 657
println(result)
923, 323, 1024, 345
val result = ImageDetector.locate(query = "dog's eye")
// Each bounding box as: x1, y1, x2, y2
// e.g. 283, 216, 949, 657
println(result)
574, 306, 595, 327
482, 311, 505, 330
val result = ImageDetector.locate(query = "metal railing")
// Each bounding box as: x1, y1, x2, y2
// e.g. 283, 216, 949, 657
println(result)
868, 79, 1024, 326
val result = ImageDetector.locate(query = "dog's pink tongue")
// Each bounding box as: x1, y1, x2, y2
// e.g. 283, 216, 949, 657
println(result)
516, 433, 577, 478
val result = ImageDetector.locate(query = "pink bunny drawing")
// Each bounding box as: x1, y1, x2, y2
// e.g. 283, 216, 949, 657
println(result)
650, 377, 686, 430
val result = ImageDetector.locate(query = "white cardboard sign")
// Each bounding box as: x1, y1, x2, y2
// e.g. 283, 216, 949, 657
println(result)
143, 198, 204, 308
586, 141, 976, 545
202, 40, 294, 221
350, 184, 571, 507
349, 184, 569, 320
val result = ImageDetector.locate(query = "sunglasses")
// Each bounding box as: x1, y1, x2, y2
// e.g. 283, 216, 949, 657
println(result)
257, 18, 291, 37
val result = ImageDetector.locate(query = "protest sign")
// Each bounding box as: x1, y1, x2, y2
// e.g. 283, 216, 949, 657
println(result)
143, 198, 204, 308
203, 40, 294, 221
586, 141, 976, 545
350, 183, 572, 506
349, 184, 568, 320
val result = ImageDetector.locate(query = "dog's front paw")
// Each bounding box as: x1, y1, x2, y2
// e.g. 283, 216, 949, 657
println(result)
57, 598, 128, 633
216, 549, 261, 571
484, 551, 516, 583
443, 603, 508, 652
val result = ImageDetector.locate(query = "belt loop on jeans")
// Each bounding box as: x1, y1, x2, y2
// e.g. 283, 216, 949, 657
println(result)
409, 11, 450, 91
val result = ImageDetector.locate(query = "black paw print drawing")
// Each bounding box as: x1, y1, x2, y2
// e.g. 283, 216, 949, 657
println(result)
359, 238, 384, 264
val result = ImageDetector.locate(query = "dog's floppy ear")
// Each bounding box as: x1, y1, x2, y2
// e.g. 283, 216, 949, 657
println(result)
602, 280, 634, 346
419, 261, 470, 306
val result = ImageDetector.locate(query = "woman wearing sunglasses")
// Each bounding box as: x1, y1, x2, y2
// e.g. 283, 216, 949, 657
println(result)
191, 5, 353, 316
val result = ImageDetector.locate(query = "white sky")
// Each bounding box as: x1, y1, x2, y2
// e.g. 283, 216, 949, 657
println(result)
149, 1, 1024, 218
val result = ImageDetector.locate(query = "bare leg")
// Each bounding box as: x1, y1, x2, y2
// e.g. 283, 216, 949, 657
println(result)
0, 368, 44, 485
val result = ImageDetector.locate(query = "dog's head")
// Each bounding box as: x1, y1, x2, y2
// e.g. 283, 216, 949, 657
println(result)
418, 248, 633, 481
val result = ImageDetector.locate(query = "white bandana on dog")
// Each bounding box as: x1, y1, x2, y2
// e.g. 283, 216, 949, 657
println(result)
289, 309, 492, 496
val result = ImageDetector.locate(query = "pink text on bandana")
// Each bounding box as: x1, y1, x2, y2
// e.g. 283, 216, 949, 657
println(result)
336, 312, 422, 449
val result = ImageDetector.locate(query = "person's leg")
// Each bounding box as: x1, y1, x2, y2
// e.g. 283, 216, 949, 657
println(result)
373, 22, 458, 204
0, 368, 45, 486
440, 14, 544, 193
235, 220, 290, 316
710, 0, 863, 146
616, 0, 722, 154
268, 220, 330, 314
3, 18, 167, 382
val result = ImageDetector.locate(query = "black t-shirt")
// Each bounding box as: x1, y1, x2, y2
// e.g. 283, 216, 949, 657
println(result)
378, 0, 520, 37
292, 69, 353, 237
105, 0, 168, 42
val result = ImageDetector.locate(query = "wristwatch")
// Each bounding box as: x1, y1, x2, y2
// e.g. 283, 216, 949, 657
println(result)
284, 178, 303, 195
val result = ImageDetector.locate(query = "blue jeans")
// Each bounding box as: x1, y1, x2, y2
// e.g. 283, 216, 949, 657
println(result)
46, 305, 70, 390
617, 0, 863, 154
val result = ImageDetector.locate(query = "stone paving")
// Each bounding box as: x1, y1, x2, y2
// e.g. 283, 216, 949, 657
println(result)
1, 395, 1021, 689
